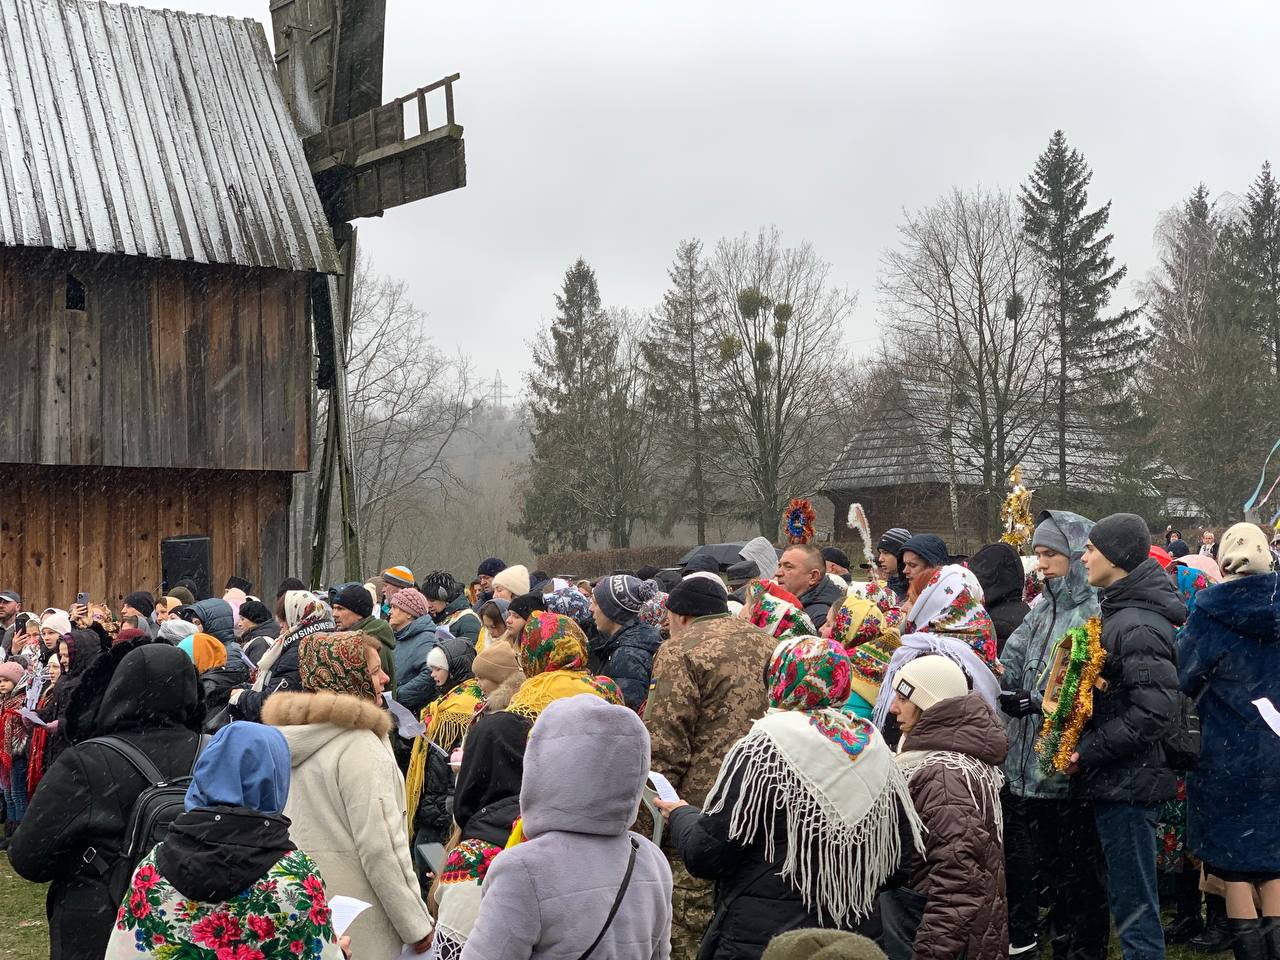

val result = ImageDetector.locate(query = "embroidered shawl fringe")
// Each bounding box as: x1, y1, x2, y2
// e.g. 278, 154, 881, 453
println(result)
898, 749, 1006, 836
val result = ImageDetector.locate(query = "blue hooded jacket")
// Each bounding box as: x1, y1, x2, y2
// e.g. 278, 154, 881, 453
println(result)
1179, 571, 1280, 873
185, 721, 292, 814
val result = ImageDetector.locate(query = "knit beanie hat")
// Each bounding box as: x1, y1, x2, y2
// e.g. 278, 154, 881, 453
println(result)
381, 565, 415, 589
1032, 513, 1071, 556
158, 618, 198, 643
493, 564, 531, 597
40, 610, 72, 637
666, 576, 728, 618
682, 553, 720, 576
124, 591, 156, 619
167, 585, 196, 607
0, 661, 24, 685
477, 557, 506, 578
421, 570, 463, 603
763, 930, 888, 960
113, 627, 147, 647
1218, 522, 1274, 581
593, 575, 657, 624
427, 646, 450, 671
390, 587, 431, 620
898, 534, 948, 568
473, 641, 521, 686
239, 600, 273, 625
876, 527, 912, 555
894, 654, 968, 712
508, 592, 546, 620
332, 583, 373, 619
1088, 513, 1151, 573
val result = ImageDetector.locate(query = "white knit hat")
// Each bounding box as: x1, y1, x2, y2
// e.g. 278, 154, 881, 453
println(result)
427, 646, 449, 670
492, 564, 531, 597
894, 655, 968, 711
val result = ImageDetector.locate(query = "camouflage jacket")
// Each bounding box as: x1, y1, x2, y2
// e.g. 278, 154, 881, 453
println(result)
645, 613, 774, 807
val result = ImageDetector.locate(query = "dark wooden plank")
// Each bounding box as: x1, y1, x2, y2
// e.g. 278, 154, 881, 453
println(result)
68, 303, 102, 464
0, 257, 17, 459
37, 261, 71, 466
258, 472, 292, 592
258, 270, 289, 471
98, 268, 126, 468
288, 274, 313, 471
184, 271, 212, 467
79, 468, 110, 602
206, 272, 236, 466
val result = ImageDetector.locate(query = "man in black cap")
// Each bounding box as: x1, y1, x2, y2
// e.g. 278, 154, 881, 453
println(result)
0, 589, 20, 657
869, 527, 912, 600
1073, 513, 1185, 960
724, 560, 758, 601
821, 547, 853, 584
332, 583, 398, 691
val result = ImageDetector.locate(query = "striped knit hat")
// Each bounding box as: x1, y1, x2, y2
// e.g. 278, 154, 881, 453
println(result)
382, 566, 415, 588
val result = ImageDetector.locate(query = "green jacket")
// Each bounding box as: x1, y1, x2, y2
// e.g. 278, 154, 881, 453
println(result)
355, 615, 398, 692
998, 509, 1099, 799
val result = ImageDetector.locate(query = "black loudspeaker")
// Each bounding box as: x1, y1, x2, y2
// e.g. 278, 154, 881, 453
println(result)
161, 535, 212, 601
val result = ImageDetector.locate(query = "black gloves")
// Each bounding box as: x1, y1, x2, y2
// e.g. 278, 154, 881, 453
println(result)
999, 689, 1040, 718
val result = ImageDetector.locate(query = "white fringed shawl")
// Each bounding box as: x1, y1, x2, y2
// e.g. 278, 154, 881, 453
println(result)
703, 708, 923, 925
896, 748, 1006, 837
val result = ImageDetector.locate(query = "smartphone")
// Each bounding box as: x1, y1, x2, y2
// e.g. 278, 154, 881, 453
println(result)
75, 592, 90, 608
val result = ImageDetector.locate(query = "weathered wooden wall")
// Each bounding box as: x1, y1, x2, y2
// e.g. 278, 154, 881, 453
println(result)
0, 247, 312, 472
824, 483, 992, 556
0, 465, 291, 611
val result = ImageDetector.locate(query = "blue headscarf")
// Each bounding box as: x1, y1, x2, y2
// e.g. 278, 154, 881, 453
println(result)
184, 722, 292, 814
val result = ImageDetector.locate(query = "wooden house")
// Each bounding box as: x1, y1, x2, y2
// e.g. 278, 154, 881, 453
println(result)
0, 0, 341, 607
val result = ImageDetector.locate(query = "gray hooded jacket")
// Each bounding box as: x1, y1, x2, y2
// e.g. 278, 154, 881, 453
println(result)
462, 694, 673, 960
998, 509, 1100, 799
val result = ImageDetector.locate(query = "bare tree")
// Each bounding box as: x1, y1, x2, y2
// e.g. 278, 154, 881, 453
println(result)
704, 226, 856, 536
879, 187, 1052, 536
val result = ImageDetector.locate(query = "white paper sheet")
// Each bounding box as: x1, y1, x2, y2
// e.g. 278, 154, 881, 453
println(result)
647, 771, 680, 803
327, 896, 372, 936
1252, 698, 1280, 738
383, 692, 426, 739
17, 707, 47, 727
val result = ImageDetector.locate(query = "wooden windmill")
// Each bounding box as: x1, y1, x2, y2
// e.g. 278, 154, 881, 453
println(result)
267, 0, 467, 584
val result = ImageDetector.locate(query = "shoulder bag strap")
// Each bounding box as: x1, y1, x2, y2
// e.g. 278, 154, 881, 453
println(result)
84, 735, 166, 785
577, 837, 639, 960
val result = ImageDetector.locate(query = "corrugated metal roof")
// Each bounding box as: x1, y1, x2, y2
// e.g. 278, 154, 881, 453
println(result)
0, 0, 340, 273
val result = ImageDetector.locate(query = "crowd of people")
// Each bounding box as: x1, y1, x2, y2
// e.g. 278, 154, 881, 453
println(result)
0, 511, 1277, 960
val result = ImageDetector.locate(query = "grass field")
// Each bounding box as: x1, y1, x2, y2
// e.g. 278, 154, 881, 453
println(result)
0, 850, 1229, 960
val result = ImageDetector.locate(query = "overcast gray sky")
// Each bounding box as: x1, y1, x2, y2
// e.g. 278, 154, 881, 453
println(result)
172, 0, 1277, 395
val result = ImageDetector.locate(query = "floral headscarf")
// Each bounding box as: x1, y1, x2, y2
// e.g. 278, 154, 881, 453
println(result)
1173, 566, 1212, 624
284, 591, 333, 635
768, 636, 852, 712
542, 586, 593, 629
903, 565, 997, 669
639, 591, 669, 630
830, 595, 892, 651
298, 632, 377, 701
518, 612, 588, 676
847, 579, 905, 627
745, 579, 817, 643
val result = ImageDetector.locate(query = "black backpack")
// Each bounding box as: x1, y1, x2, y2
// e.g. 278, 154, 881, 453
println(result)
79, 734, 208, 904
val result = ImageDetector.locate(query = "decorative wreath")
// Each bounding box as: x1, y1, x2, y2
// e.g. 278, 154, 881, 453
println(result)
1001, 464, 1035, 548
782, 497, 817, 545
1035, 617, 1106, 774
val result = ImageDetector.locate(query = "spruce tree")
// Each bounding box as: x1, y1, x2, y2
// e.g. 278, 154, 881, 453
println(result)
1020, 130, 1143, 500
1245, 161, 1280, 384
643, 239, 715, 542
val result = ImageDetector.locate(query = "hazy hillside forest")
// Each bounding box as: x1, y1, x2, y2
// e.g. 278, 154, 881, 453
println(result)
309, 131, 1280, 575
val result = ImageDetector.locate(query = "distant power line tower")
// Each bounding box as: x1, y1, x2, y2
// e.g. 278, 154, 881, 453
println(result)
488, 371, 507, 408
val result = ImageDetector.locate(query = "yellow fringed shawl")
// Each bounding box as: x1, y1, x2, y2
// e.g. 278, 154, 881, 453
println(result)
405, 679, 485, 833
505, 669, 622, 723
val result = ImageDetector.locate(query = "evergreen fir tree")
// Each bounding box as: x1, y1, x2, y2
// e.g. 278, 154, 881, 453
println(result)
1019, 130, 1143, 500
642, 239, 715, 542
1245, 161, 1280, 383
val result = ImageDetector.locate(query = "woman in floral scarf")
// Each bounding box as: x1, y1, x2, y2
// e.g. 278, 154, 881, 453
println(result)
739, 579, 817, 644
656, 636, 922, 957
25, 654, 59, 797
107, 722, 345, 958
0, 661, 31, 829
506, 612, 622, 722
872, 565, 1001, 729
822, 594, 903, 720
232, 591, 335, 722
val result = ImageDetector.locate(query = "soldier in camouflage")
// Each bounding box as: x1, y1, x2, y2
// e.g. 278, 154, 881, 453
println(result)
644, 574, 775, 960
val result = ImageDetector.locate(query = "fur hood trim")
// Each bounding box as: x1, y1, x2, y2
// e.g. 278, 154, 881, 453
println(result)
261, 690, 391, 738
483, 671, 525, 715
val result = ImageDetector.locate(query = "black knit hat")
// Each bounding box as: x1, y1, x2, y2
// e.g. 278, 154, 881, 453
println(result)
1089, 513, 1151, 573
276, 577, 306, 599
239, 600, 273, 625
821, 547, 850, 569
421, 571, 463, 603
508, 592, 546, 620
477, 557, 506, 578
593, 575, 657, 625
876, 527, 912, 555
124, 591, 155, 619
682, 553, 721, 576
667, 576, 728, 618
332, 583, 373, 619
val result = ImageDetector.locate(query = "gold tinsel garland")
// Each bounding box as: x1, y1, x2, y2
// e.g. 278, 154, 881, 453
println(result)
1035, 617, 1106, 774
1001, 464, 1035, 548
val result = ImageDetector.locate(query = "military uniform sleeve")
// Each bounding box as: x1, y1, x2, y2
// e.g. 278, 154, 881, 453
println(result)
644, 641, 699, 796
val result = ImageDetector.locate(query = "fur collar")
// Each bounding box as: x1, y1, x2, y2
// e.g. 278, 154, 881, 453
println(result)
483, 672, 524, 715
261, 690, 391, 737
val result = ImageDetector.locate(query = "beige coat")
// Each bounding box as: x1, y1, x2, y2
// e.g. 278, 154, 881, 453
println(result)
264, 691, 433, 960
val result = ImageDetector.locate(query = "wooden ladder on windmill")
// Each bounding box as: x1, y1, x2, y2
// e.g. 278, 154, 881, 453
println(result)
268, 0, 467, 586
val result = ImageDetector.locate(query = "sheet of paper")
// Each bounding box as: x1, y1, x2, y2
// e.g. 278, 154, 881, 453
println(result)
647, 771, 680, 803
1252, 698, 1280, 738
327, 896, 371, 936
17, 707, 47, 728
383, 692, 426, 739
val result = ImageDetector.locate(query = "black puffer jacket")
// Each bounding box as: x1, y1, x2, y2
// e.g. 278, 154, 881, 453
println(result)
240, 621, 279, 665
798, 576, 847, 631
9, 645, 204, 960
589, 618, 664, 713
667, 765, 910, 960
1075, 558, 1185, 805
968, 543, 1030, 653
